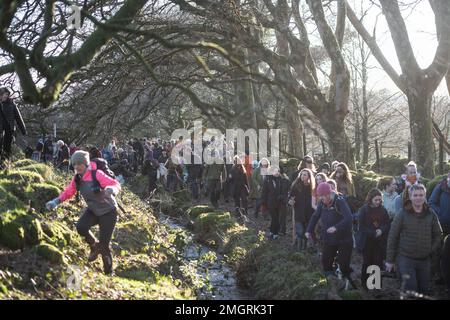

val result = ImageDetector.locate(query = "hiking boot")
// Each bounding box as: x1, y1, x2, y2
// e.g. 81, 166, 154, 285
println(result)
87, 242, 100, 262
101, 250, 113, 275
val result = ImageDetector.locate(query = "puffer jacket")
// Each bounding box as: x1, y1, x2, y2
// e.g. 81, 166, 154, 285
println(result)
386, 207, 442, 262
429, 178, 450, 227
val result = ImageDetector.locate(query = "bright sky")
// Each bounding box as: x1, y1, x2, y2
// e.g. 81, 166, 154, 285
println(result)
354, 0, 448, 95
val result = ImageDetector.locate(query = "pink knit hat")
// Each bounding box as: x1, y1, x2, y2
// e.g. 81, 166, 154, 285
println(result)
316, 182, 332, 196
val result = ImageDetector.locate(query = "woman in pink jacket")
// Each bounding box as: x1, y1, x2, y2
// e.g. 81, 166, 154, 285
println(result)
46, 150, 121, 274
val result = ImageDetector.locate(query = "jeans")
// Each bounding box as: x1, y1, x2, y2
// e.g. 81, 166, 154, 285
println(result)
397, 254, 431, 294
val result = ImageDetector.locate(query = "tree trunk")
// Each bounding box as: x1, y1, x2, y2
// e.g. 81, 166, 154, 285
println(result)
285, 104, 304, 159
320, 110, 356, 169
408, 90, 435, 177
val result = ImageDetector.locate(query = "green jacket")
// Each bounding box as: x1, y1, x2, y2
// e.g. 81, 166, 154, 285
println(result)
203, 163, 226, 181
249, 167, 265, 199
386, 207, 442, 262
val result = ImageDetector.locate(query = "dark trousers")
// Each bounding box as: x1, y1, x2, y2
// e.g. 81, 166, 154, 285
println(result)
208, 179, 221, 207
223, 179, 232, 201
441, 234, 450, 290
322, 242, 353, 277
279, 205, 287, 234
254, 198, 262, 216
0, 129, 14, 161
76, 209, 118, 254
188, 176, 199, 199
269, 204, 287, 235
361, 238, 384, 289
269, 208, 280, 235
233, 189, 248, 213
148, 169, 158, 194
166, 173, 178, 192
397, 255, 431, 294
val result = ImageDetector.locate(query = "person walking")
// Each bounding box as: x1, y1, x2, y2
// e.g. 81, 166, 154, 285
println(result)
289, 169, 316, 249
356, 189, 390, 290
306, 182, 354, 282
386, 184, 442, 295
0, 87, 27, 164
45, 151, 121, 274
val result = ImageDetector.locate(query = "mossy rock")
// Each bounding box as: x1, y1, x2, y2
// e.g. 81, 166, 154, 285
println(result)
115, 221, 154, 253
41, 220, 78, 248
194, 211, 236, 234
35, 243, 66, 264
0, 178, 29, 203
16, 215, 44, 246
26, 183, 61, 212
186, 205, 215, 219
115, 254, 159, 282
194, 211, 238, 247
371, 155, 409, 176
17, 164, 54, 181
0, 210, 45, 249
3, 170, 44, 185
0, 185, 24, 211
426, 175, 447, 198
353, 173, 379, 201
13, 159, 38, 168
0, 215, 25, 250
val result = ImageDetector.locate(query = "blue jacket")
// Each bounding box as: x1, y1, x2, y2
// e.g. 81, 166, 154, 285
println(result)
429, 179, 450, 227
306, 194, 353, 246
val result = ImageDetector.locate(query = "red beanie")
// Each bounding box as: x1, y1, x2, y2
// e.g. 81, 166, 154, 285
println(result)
316, 182, 332, 196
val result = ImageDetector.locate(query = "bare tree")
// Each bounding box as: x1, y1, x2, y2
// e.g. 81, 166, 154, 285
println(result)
346, 0, 450, 176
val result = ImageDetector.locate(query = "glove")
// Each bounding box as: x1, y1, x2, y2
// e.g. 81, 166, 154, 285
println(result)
104, 186, 116, 196
46, 198, 60, 211
375, 229, 382, 238
385, 262, 395, 273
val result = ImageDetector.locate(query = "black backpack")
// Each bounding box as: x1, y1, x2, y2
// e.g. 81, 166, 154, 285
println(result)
74, 158, 116, 200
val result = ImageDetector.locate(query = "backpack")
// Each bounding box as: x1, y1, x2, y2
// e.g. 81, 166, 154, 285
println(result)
91, 158, 116, 179
74, 159, 116, 201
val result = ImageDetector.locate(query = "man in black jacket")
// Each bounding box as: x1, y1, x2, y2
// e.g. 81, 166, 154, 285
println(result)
0, 88, 27, 163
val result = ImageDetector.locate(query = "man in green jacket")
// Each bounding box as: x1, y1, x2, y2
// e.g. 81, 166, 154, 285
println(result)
386, 184, 442, 295
203, 161, 227, 208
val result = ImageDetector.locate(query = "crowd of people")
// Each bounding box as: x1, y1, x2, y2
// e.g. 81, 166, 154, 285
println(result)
32, 134, 450, 297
